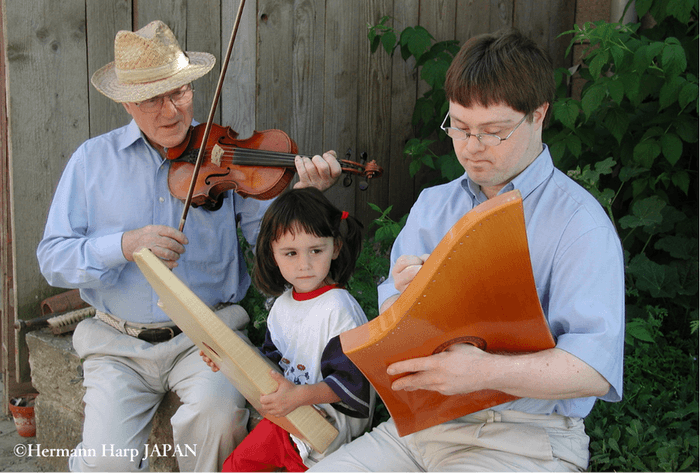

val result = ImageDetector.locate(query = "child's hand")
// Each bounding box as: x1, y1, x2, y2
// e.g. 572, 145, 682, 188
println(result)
199, 350, 220, 372
259, 370, 303, 418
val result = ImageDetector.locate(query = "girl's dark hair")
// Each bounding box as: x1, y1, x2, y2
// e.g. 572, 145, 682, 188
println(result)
444, 28, 556, 126
253, 187, 363, 296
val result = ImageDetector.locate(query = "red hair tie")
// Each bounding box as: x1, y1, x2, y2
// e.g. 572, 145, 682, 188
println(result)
341, 211, 349, 220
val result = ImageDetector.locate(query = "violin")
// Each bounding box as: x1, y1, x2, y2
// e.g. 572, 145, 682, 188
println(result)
166, 122, 383, 210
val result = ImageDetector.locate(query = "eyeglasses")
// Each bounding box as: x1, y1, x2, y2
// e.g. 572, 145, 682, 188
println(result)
440, 112, 528, 146
135, 84, 194, 113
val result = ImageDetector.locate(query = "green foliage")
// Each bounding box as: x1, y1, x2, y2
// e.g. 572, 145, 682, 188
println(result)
368, 17, 463, 185
585, 305, 699, 471
545, 1, 699, 338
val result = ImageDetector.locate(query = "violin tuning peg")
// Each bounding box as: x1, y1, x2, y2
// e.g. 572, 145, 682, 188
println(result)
343, 175, 354, 188
344, 148, 353, 160
359, 151, 368, 164
359, 180, 369, 191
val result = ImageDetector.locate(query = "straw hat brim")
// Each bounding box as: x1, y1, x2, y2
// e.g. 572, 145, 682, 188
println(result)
91, 51, 215, 103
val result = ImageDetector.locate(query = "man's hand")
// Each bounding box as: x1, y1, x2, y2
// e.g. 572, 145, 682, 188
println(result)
259, 370, 303, 418
293, 151, 342, 191
121, 224, 188, 269
387, 343, 488, 396
392, 254, 430, 293
387, 345, 612, 400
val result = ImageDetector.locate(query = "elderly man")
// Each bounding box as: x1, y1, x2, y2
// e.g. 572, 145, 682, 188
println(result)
37, 20, 340, 472
311, 28, 624, 472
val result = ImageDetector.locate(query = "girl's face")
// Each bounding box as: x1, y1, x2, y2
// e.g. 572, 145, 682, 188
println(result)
271, 227, 340, 293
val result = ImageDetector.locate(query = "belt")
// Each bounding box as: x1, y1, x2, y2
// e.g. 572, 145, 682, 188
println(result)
95, 311, 182, 343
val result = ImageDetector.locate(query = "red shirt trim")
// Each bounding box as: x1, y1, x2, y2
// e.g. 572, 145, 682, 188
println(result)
292, 284, 339, 301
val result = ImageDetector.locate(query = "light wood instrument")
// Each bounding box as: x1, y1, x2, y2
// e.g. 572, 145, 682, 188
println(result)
340, 190, 556, 437
133, 248, 339, 453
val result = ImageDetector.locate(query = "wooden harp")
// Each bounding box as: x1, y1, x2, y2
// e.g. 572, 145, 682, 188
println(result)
134, 248, 339, 453
340, 189, 555, 437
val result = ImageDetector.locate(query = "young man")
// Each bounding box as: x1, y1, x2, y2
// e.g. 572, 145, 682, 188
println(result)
311, 28, 624, 472
37, 21, 340, 472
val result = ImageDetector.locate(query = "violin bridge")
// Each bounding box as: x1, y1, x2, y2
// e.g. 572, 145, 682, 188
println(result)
211, 144, 224, 167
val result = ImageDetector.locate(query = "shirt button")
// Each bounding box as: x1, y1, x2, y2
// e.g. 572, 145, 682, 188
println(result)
159, 197, 165, 203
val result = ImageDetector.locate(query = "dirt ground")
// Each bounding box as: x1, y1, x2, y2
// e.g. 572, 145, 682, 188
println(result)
0, 382, 46, 472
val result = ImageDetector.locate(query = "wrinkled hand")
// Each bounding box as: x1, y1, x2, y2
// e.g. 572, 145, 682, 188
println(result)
293, 151, 342, 191
121, 225, 188, 269
259, 370, 302, 418
199, 350, 219, 372
392, 254, 430, 293
387, 343, 489, 396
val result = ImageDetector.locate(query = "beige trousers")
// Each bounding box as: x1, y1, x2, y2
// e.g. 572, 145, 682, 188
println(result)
309, 409, 590, 472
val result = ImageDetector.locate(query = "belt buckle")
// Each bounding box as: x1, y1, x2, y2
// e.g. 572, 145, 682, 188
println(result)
137, 326, 178, 343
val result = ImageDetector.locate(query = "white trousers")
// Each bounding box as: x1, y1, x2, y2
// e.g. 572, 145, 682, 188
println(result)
69, 306, 250, 472
309, 409, 590, 472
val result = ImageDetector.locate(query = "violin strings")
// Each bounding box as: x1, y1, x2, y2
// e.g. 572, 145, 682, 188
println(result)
199, 146, 361, 171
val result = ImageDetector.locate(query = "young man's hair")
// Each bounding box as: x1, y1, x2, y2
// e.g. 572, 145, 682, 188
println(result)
253, 187, 363, 296
444, 28, 556, 125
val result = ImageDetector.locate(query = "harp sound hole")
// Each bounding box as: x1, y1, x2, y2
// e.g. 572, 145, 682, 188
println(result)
432, 336, 487, 355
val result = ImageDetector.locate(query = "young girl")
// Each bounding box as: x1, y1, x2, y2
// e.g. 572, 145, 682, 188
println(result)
205, 187, 373, 472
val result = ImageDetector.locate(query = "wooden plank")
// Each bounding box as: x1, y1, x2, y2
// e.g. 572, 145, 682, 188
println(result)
384, 1, 420, 220
513, 0, 574, 69
257, 0, 294, 132
222, 0, 257, 137
455, 0, 512, 41
186, 0, 222, 125
355, 0, 393, 226
86, 0, 132, 138
290, 0, 325, 156
5, 0, 89, 382
320, 0, 362, 211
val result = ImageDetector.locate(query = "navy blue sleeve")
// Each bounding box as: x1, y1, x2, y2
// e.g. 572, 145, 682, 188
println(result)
321, 335, 372, 418
258, 329, 283, 366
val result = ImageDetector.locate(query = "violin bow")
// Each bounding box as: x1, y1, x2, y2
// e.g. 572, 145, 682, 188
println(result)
178, 0, 247, 232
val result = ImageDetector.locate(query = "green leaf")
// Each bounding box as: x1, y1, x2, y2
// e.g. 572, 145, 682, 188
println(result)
627, 253, 678, 298
662, 39, 687, 78
633, 140, 661, 167
627, 318, 656, 342
553, 99, 580, 129
671, 171, 690, 194
400, 26, 433, 60
607, 78, 625, 105
659, 76, 685, 110
604, 107, 629, 144
589, 49, 610, 78
655, 235, 697, 259
678, 82, 699, 110
635, 0, 653, 17
673, 117, 699, 143
619, 195, 665, 228
408, 160, 421, 178
582, 83, 607, 119
660, 133, 683, 166
380, 30, 397, 56
619, 166, 646, 183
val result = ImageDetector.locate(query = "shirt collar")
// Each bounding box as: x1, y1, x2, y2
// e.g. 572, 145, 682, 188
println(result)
292, 284, 339, 301
117, 119, 148, 152
460, 144, 554, 203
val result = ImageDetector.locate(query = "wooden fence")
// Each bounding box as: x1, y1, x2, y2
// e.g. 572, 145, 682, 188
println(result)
2, 0, 589, 393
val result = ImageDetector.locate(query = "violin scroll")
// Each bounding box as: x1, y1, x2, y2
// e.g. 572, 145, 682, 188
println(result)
339, 150, 383, 189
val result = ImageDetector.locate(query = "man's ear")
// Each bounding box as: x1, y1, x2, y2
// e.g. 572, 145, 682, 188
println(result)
532, 102, 549, 130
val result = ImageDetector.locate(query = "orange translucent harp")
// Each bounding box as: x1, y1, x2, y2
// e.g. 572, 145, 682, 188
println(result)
340, 190, 555, 437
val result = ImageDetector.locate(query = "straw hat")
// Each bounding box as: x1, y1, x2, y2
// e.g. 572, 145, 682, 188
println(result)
91, 20, 215, 103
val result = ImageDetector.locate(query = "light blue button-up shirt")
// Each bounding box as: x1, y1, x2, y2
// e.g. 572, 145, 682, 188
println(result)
377, 145, 625, 418
37, 120, 272, 324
